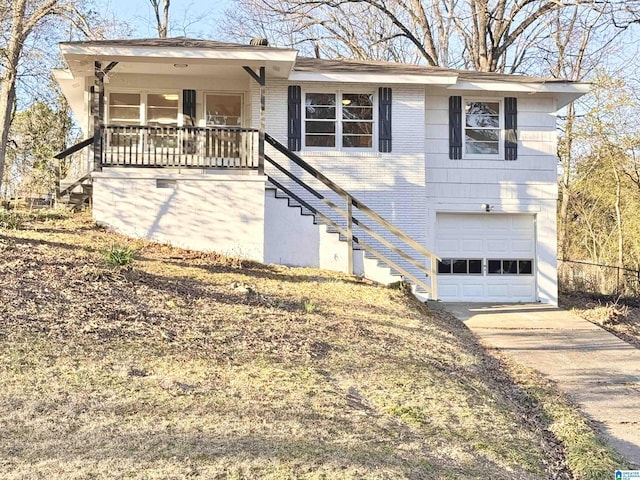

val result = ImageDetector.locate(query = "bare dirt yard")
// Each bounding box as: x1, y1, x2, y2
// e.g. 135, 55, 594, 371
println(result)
0, 210, 625, 479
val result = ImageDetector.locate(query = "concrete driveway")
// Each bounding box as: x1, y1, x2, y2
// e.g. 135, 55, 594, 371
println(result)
437, 303, 640, 467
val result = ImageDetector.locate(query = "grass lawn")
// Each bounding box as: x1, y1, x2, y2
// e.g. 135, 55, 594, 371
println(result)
0, 210, 624, 479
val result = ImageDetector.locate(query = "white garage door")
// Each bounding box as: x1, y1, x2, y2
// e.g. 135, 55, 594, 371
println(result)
435, 213, 536, 302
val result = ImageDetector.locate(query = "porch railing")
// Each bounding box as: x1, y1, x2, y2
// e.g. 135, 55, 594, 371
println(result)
99, 125, 258, 169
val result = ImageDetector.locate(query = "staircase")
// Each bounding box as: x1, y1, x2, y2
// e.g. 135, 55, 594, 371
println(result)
264, 134, 439, 299
54, 138, 94, 210
57, 174, 92, 210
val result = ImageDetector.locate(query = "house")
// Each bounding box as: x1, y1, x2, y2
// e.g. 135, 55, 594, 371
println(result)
53, 38, 589, 304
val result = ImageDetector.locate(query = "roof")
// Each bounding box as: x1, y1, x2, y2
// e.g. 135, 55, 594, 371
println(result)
57, 37, 589, 108
60, 37, 580, 84
293, 57, 574, 84
60, 37, 296, 52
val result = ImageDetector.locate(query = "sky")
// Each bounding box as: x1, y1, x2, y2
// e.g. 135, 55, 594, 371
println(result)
96, 0, 232, 39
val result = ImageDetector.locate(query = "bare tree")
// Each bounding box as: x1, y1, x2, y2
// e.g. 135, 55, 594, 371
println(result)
0, 0, 92, 196
149, 0, 170, 38
222, 0, 640, 71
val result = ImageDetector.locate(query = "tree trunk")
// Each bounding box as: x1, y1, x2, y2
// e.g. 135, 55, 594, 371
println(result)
0, 0, 27, 196
558, 103, 575, 259
611, 159, 624, 292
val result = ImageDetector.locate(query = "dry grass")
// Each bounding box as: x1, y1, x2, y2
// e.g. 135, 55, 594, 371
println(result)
0, 212, 618, 478
561, 292, 640, 349
498, 356, 627, 480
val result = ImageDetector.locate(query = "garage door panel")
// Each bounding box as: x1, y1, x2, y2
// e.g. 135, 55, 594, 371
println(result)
438, 282, 461, 298
462, 283, 484, 297
511, 239, 534, 255
486, 284, 513, 298
436, 213, 536, 302
461, 239, 483, 253
510, 281, 536, 297
437, 241, 463, 256
511, 216, 533, 230
486, 239, 507, 252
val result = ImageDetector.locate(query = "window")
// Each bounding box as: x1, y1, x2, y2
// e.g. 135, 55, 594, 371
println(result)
107, 92, 178, 126
304, 92, 374, 149
438, 258, 483, 275
205, 93, 243, 127
464, 100, 500, 155
487, 259, 533, 275
147, 93, 179, 126
305, 93, 336, 147
108, 93, 141, 125
342, 94, 373, 148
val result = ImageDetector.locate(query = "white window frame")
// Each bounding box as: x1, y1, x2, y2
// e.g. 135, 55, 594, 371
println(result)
302, 88, 377, 152
106, 89, 183, 127
462, 97, 503, 160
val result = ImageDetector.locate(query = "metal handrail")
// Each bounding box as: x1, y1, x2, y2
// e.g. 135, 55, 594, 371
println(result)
54, 137, 93, 160
265, 133, 439, 297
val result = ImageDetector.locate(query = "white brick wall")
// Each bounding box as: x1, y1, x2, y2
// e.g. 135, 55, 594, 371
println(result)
92, 170, 267, 262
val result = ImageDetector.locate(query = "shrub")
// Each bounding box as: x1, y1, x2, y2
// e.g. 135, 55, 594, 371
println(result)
300, 298, 317, 314
0, 209, 24, 230
102, 243, 135, 268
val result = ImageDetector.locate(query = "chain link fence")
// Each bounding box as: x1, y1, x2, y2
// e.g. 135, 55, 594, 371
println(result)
558, 259, 640, 297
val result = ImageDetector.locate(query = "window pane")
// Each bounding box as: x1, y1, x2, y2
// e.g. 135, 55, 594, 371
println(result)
343, 135, 372, 148
488, 260, 502, 274
109, 93, 140, 125
466, 141, 499, 155
306, 121, 336, 134
109, 106, 140, 122
519, 260, 533, 274
453, 260, 468, 274
466, 114, 499, 128
469, 259, 482, 274
466, 102, 499, 117
306, 106, 336, 120
342, 93, 373, 107
503, 260, 518, 274
306, 135, 335, 147
343, 106, 373, 120
206, 94, 242, 126
438, 259, 452, 274
148, 93, 179, 108
306, 93, 336, 106
343, 122, 373, 135
147, 93, 178, 126
110, 93, 140, 106
466, 129, 499, 142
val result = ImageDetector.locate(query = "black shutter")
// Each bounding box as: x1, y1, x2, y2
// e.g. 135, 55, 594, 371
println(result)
183, 89, 196, 126
379, 87, 392, 153
504, 97, 518, 160
449, 96, 462, 160
288, 85, 302, 151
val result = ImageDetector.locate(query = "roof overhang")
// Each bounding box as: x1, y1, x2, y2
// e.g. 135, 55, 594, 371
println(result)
447, 80, 591, 109
60, 43, 298, 79
52, 68, 88, 133
288, 71, 457, 86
